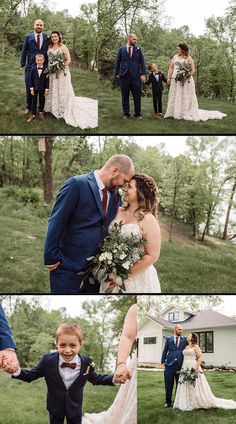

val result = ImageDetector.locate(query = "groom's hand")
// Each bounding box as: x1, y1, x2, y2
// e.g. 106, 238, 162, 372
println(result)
0, 350, 19, 373
48, 261, 60, 272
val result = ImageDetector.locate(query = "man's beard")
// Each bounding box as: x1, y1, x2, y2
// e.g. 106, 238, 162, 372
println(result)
106, 177, 120, 192
35, 28, 43, 33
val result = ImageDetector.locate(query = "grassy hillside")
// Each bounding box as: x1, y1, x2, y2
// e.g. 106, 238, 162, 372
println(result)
0, 188, 235, 293
98, 81, 235, 134
0, 61, 98, 134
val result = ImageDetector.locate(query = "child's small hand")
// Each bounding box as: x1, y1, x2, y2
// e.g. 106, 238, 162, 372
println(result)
44, 89, 49, 97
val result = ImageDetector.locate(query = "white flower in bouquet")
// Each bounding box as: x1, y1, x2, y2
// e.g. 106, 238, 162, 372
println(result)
122, 261, 130, 270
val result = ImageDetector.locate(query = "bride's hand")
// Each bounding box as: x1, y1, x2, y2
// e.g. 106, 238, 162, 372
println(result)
114, 363, 132, 383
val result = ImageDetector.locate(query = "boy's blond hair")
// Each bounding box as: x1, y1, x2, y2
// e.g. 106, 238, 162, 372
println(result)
35, 53, 45, 60
56, 323, 83, 343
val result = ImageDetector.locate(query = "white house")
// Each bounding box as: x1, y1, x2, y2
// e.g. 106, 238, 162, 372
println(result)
137, 305, 236, 368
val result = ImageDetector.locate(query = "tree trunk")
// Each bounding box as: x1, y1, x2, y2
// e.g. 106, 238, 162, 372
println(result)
201, 207, 212, 241
43, 137, 54, 203
223, 176, 236, 240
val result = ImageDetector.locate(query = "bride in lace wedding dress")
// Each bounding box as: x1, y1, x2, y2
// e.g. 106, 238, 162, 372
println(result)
44, 31, 97, 129
164, 43, 227, 121
82, 304, 137, 424
174, 333, 236, 410
100, 173, 161, 293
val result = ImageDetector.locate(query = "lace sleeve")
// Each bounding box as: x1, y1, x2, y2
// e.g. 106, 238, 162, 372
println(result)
62, 44, 71, 66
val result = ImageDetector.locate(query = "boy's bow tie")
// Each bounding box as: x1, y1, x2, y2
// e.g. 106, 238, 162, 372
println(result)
61, 362, 76, 369
38, 67, 43, 70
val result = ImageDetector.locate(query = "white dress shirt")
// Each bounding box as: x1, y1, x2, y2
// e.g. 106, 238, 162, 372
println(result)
59, 354, 81, 389
93, 170, 110, 211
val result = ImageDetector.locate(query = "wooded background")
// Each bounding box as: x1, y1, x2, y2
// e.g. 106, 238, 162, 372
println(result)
0, 0, 97, 69
0, 295, 136, 370
0, 135, 235, 241
99, 0, 235, 103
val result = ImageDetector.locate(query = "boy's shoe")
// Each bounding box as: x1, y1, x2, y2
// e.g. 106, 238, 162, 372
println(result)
39, 112, 46, 120
27, 115, 36, 122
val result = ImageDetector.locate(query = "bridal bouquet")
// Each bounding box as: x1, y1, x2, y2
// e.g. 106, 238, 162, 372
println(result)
48, 50, 67, 78
175, 62, 192, 85
178, 367, 201, 386
79, 221, 145, 293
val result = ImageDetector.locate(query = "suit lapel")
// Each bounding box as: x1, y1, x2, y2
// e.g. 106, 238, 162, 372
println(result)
106, 190, 119, 222
52, 352, 67, 389
87, 172, 104, 218
69, 355, 88, 388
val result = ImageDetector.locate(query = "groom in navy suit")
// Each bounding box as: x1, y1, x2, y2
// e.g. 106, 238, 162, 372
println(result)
44, 154, 135, 294
21, 19, 49, 113
0, 303, 19, 373
161, 324, 187, 407
115, 33, 146, 119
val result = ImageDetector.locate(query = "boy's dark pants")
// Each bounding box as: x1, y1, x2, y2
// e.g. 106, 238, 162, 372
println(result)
153, 90, 163, 113
31, 90, 45, 115
49, 413, 81, 424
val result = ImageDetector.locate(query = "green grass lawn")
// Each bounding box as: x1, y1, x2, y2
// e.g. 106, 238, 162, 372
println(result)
138, 370, 236, 424
0, 205, 236, 293
0, 61, 98, 134
98, 81, 235, 134
0, 370, 119, 424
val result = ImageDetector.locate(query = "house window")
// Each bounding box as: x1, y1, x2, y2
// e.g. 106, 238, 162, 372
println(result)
196, 331, 213, 353
144, 337, 156, 344
168, 311, 179, 321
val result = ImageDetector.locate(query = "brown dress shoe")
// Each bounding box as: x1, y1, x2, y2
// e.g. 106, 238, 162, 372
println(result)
27, 115, 36, 123
39, 112, 46, 120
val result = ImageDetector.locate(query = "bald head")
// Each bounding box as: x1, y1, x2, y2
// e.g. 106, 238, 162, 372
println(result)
104, 154, 134, 175
174, 325, 183, 336
128, 33, 137, 46
34, 19, 44, 34
98, 154, 135, 191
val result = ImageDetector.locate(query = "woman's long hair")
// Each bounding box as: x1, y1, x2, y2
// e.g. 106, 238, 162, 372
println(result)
49, 31, 62, 47
123, 173, 159, 220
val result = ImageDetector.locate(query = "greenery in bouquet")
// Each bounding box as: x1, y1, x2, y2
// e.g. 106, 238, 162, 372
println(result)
48, 50, 67, 77
79, 221, 145, 293
175, 61, 192, 85
177, 367, 201, 386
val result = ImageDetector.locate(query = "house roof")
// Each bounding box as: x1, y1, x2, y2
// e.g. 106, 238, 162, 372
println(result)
147, 309, 236, 330
160, 304, 195, 317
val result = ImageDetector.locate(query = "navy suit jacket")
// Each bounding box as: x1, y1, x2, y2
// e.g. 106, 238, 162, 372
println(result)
161, 336, 187, 369
12, 352, 114, 420
0, 303, 16, 350
115, 45, 146, 78
44, 172, 121, 271
30, 65, 49, 91
21, 32, 49, 68
146, 71, 167, 93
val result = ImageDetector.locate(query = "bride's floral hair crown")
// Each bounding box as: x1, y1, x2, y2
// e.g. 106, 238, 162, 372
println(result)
130, 173, 159, 220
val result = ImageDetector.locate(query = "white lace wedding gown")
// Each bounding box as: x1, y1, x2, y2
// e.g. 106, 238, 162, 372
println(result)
164, 55, 227, 121
99, 222, 161, 293
82, 354, 137, 424
44, 48, 98, 128
174, 347, 236, 410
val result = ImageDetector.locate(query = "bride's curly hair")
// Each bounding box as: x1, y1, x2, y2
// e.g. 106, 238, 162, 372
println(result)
123, 173, 159, 220
49, 31, 62, 47
178, 42, 189, 57
191, 333, 198, 345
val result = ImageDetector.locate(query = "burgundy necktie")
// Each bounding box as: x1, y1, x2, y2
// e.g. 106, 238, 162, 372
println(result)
128, 46, 132, 58
102, 187, 108, 216
61, 362, 76, 369
176, 336, 179, 349
37, 34, 40, 49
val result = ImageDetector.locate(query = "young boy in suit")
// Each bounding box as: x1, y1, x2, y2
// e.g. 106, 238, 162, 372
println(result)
12, 323, 122, 424
27, 53, 49, 122
146, 63, 167, 117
